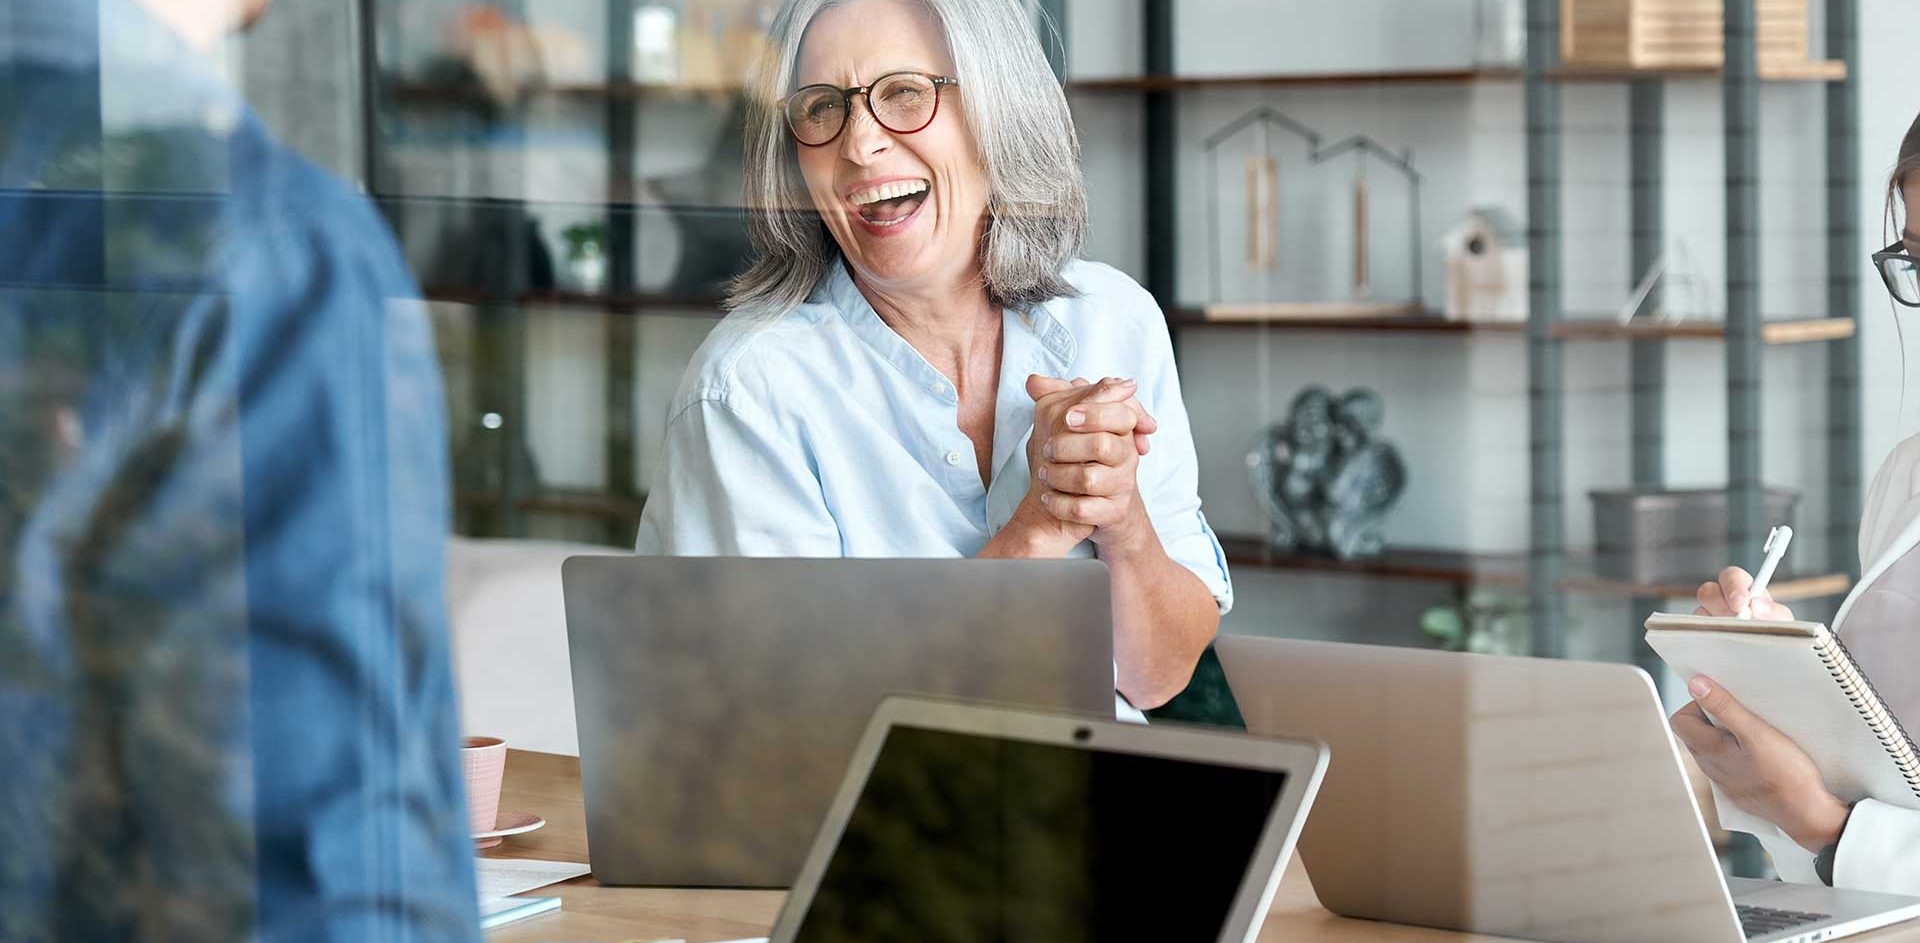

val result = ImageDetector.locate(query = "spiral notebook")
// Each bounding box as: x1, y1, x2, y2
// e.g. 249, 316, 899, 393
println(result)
1644, 613, 1920, 832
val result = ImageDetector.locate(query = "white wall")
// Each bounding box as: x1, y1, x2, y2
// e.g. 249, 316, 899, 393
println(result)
1856, 0, 1920, 485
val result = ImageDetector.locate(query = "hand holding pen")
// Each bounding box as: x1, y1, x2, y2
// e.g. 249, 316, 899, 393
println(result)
1692, 525, 1796, 623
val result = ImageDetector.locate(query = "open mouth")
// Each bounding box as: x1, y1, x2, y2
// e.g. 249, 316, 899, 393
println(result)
849, 179, 931, 228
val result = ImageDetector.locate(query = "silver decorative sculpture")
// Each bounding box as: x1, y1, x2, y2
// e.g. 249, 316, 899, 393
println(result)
1247, 386, 1407, 560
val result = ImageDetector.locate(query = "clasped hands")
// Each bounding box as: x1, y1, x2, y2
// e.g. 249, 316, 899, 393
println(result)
1012, 374, 1157, 556
1669, 567, 1853, 854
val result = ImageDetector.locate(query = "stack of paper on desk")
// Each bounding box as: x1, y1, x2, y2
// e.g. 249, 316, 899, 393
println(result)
475, 857, 590, 931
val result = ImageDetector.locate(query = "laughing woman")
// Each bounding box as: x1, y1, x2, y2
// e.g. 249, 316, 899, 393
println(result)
634, 0, 1231, 714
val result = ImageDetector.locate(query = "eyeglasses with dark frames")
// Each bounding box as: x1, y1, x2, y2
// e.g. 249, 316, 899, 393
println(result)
781, 71, 959, 147
1875, 239, 1920, 308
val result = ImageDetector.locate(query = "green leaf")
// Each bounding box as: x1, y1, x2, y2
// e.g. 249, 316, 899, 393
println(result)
1421, 606, 1464, 641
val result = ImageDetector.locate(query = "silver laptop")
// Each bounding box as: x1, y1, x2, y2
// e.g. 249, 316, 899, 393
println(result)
1216, 635, 1920, 943
562, 557, 1117, 888
769, 696, 1329, 943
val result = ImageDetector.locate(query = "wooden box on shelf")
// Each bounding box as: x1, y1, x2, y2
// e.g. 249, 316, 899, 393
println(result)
1560, 0, 1810, 71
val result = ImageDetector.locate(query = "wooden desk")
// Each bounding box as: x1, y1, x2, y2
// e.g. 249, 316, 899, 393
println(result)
482, 750, 1920, 943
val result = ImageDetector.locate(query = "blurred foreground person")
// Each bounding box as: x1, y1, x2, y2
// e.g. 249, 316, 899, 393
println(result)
0, 0, 478, 939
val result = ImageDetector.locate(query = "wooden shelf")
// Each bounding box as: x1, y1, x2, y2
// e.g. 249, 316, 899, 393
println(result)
1188, 300, 1428, 322
1174, 311, 1483, 334
1554, 59, 1849, 82
423, 286, 727, 315
1172, 310, 1855, 345
387, 80, 741, 107
456, 487, 647, 520
1066, 61, 1846, 94
1551, 316, 1856, 344
1217, 534, 1851, 602
1218, 535, 1525, 585
1557, 570, 1852, 602
1068, 69, 1518, 93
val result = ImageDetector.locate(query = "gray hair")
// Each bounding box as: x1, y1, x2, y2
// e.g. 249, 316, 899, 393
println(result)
728, 0, 1088, 314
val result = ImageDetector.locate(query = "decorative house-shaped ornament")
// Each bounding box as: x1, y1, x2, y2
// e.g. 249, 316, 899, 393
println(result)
1202, 106, 1424, 321
1441, 207, 1528, 322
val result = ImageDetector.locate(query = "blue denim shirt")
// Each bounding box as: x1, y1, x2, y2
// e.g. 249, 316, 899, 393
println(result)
0, 2, 478, 940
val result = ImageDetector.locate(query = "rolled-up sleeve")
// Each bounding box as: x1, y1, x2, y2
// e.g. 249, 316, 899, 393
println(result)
1130, 296, 1234, 615
636, 393, 842, 557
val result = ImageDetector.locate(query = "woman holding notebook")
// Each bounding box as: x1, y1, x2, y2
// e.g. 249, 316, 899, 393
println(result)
1672, 112, 1920, 893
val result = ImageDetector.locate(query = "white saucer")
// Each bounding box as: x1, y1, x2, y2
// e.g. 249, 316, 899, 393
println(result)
473, 809, 545, 849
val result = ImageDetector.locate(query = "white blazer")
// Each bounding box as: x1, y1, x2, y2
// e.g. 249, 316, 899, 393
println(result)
1752, 434, 1920, 891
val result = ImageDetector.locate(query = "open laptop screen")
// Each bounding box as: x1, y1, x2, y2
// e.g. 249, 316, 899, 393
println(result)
791, 724, 1289, 942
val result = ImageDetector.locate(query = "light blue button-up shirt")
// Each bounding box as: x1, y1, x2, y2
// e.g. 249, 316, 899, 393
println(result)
636, 258, 1234, 714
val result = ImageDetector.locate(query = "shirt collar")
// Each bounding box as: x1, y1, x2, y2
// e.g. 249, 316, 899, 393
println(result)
1018, 299, 1078, 371
819, 259, 1078, 399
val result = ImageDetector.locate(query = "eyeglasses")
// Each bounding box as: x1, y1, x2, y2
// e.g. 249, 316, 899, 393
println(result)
1875, 240, 1920, 308
781, 71, 959, 147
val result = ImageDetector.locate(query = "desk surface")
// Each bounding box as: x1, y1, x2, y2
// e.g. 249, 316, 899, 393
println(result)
481, 749, 1920, 943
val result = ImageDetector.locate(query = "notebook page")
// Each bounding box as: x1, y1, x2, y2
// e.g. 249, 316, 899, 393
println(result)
1646, 627, 1920, 816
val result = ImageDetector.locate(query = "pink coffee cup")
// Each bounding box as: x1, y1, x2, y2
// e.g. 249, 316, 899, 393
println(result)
462, 735, 507, 836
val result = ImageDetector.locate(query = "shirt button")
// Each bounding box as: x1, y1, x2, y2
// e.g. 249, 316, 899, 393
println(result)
944, 449, 964, 466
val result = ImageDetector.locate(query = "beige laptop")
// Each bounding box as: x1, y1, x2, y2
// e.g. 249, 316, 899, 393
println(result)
1216, 635, 1920, 943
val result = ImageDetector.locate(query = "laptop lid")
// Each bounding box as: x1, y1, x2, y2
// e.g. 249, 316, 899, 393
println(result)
562, 557, 1117, 888
771, 697, 1328, 943
1216, 634, 1747, 943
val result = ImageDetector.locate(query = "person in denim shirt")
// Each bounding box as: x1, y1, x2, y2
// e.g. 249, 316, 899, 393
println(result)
0, 0, 478, 940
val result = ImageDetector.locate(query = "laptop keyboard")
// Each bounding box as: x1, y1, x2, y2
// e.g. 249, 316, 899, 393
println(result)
1738, 904, 1829, 939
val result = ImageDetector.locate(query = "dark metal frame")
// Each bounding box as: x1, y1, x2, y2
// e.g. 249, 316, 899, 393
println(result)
1144, 0, 1177, 317
1525, 0, 1568, 657
1724, 0, 1764, 556
1829, 0, 1863, 582
1628, 78, 1665, 673
1036, 0, 1068, 81
605, 0, 641, 544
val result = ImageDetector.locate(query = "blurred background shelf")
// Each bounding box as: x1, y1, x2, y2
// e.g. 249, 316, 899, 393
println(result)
423, 286, 728, 314
1219, 534, 1851, 601
1554, 59, 1848, 81
1551, 316, 1857, 343
1171, 310, 1856, 344
1069, 69, 1519, 92
1218, 535, 1521, 584
1557, 571, 1852, 602
1065, 60, 1846, 94
387, 79, 743, 106
456, 487, 649, 520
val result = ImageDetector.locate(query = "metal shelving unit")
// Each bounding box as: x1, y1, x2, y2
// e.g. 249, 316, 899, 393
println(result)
1122, 0, 1861, 657
356, 0, 690, 545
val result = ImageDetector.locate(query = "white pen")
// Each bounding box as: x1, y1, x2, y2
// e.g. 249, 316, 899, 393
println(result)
1739, 525, 1794, 619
